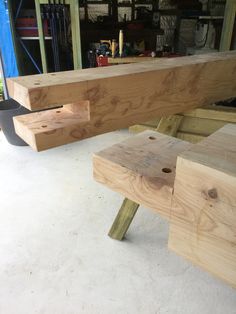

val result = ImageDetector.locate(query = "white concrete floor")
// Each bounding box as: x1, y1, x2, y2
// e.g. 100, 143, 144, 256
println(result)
0, 130, 235, 314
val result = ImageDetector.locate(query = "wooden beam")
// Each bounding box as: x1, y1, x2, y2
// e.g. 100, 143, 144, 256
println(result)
70, 0, 82, 69
220, 0, 236, 51
129, 105, 236, 143
93, 131, 191, 220
35, 0, 48, 73
183, 105, 236, 122
107, 114, 185, 241
8, 51, 236, 151
8, 51, 236, 111
108, 57, 154, 64
168, 124, 236, 289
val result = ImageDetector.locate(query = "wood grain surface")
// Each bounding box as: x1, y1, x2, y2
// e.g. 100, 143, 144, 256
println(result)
93, 130, 191, 219
130, 105, 236, 144
168, 124, 236, 288
10, 51, 236, 150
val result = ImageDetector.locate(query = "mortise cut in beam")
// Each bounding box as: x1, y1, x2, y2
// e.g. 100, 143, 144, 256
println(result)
14, 101, 90, 151
8, 51, 236, 151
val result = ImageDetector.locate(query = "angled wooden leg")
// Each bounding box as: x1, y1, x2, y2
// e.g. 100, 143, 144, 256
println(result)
108, 198, 140, 241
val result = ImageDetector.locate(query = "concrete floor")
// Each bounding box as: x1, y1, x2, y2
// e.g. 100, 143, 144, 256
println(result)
0, 130, 235, 314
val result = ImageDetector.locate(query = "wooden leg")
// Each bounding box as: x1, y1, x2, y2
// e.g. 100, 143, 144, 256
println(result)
108, 198, 140, 241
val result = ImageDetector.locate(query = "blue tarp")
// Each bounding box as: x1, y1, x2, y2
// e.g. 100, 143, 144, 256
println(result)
0, 0, 19, 78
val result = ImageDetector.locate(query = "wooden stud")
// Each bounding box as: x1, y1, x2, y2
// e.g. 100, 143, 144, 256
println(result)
35, 0, 48, 73
70, 0, 82, 69
220, 0, 236, 51
108, 198, 139, 241
183, 105, 236, 122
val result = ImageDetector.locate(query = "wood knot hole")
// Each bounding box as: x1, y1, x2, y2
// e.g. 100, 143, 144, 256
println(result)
149, 136, 156, 140
208, 188, 218, 199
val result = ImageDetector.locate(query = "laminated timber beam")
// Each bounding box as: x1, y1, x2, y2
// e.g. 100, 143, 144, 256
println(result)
7, 51, 236, 151
93, 124, 236, 288
93, 130, 191, 220
168, 124, 236, 289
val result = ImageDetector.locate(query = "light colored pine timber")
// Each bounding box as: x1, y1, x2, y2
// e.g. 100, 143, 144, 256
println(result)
129, 125, 157, 133
168, 123, 236, 289
176, 132, 205, 143
178, 116, 227, 136
130, 105, 236, 143
93, 130, 191, 220
108, 115, 184, 240
183, 105, 236, 122
8, 51, 236, 151
220, 0, 236, 51
8, 51, 236, 111
108, 198, 140, 240
14, 102, 90, 151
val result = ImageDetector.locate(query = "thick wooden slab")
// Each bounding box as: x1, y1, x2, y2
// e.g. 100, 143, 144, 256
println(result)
93, 131, 191, 220
168, 124, 236, 288
9, 51, 236, 150
7, 51, 236, 111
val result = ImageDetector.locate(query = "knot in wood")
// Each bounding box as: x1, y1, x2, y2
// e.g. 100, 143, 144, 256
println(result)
208, 188, 218, 199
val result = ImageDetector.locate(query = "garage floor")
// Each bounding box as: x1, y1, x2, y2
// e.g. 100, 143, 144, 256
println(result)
0, 130, 235, 314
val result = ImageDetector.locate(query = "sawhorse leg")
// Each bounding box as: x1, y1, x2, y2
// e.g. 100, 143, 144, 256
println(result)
108, 198, 139, 241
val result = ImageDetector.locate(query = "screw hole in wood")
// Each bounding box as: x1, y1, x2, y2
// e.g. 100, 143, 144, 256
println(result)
149, 136, 156, 140
162, 168, 172, 173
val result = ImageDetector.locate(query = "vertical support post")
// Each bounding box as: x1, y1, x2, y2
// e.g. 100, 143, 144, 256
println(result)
35, 0, 48, 73
70, 0, 82, 69
220, 0, 236, 51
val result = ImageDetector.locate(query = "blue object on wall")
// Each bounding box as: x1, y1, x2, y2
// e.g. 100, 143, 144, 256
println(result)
0, 0, 19, 78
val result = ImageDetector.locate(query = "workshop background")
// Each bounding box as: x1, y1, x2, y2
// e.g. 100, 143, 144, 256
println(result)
0, 1, 236, 314
0, 0, 234, 80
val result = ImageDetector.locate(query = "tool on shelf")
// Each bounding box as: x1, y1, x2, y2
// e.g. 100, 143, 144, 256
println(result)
40, 0, 73, 72
111, 39, 116, 58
